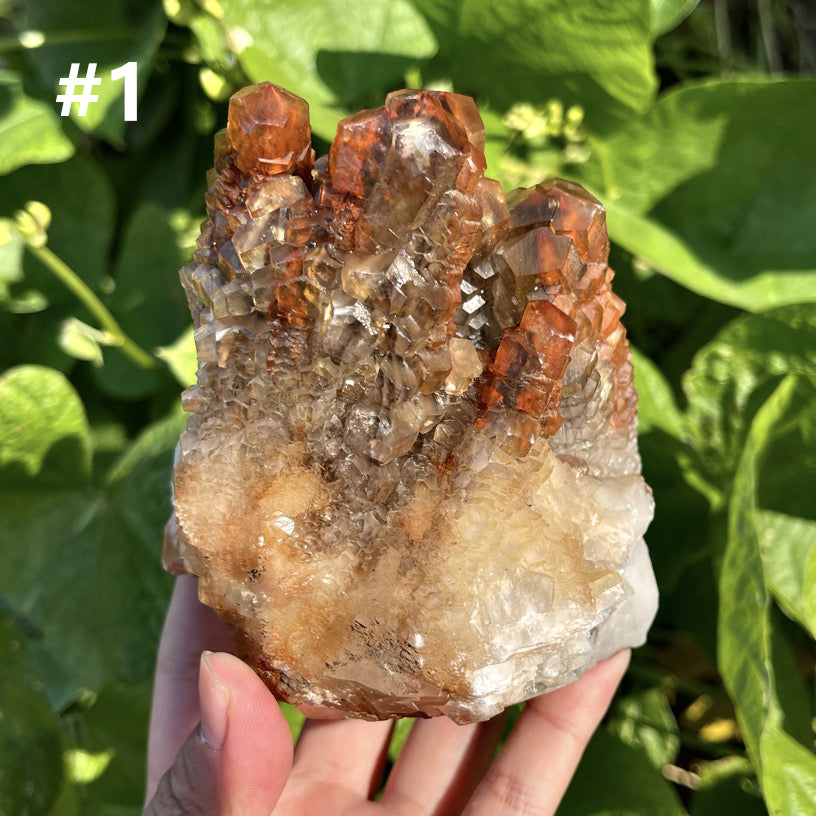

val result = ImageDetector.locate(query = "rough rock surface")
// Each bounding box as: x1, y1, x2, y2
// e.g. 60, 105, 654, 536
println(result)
166, 82, 658, 723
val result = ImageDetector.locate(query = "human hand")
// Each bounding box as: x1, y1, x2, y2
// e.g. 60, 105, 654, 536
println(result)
144, 574, 630, 815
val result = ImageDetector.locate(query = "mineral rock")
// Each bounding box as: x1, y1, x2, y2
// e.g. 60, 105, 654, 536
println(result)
167, 82, 658, 723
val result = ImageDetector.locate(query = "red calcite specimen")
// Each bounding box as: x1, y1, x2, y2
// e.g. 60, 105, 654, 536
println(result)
169, 83, 657, 723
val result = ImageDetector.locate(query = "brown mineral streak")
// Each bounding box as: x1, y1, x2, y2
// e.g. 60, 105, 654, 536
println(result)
171, 83, 657, 723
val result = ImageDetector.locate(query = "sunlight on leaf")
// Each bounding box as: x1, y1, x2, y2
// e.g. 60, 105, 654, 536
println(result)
0, 70, 74, 175
609, 686, 681, 769
632, 347, 684, 439
651, 0, 701, 37
217, 0, 436, 140
0, 365, 91, 486
64, 748, 114, 785
411, 0, 656, 127
156, 326, 197, 387
58, 317, 114, 366
583, 79, 816, 310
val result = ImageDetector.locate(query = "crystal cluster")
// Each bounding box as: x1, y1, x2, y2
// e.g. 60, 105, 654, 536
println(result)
167, 83, 658, 723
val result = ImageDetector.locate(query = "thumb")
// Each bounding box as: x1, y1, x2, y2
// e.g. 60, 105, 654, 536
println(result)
144, 651, 294, 816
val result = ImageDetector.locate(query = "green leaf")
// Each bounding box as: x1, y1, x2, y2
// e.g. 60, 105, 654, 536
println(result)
755, 378, 816, 521
411, 0, 657, 127
0, 213, 51, 315
718, 374, 816, 811
155, 326, 196, 387
560, 728, 687, 815
682, 304, 816, 492
609, 686, 681, 769
0, 614, 65, 816
1, 289, 49, 314
718, 375, 794, 765
101, 411, 184, 682
605, 203, 816, 313
216, 0, 437, 140
0, 401, 182, 707
58, 316, 112, 365
279, 702, 306, 742
94, 202, 189, 399
769, 606, 815, 752
584, 79, 816, 310
691, 756, 766, 816
651, 0, 701, 37
388, 717, 415, 763
0, 220, 33, 312
639, 425, 712, 602
632, 346, 684, 439
187, 12, 233, 67
806, 549, 816, 635
0, 70, 74, 175
756, 510, 816, 637
0, 365, 91, 487
16, 1, 167, 145
761, 727, 816, 816
71, 681, 152, 811
0, 490, 112, 708
0, 155, 115, 299
2, 303, 83, 374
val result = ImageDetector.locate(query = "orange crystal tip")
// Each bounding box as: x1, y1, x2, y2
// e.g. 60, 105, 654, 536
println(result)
226, 82, 313, 178
329, 107, 392, 198
329, 89, 489, 200
508, 179, 609, 264
385, 89, 486, 155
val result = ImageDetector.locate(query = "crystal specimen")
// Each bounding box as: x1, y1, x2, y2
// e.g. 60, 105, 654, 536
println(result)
167, 82, 658, 724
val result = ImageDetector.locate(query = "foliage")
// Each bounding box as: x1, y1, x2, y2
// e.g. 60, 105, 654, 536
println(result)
0, 0, 814, 812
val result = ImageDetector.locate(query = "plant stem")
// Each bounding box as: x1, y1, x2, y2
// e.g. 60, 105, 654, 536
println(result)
714, 0, 733, 72
26, 242, 161, 372
757, 0, 783, 74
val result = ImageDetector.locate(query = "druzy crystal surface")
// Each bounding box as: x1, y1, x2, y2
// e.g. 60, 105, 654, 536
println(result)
168, 82, 658, 723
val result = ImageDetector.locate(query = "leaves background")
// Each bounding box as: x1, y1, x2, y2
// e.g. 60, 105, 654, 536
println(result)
1, 0, 814, 813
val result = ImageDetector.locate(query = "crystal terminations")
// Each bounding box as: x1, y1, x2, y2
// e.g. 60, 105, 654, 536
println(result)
167, 83, 658, 723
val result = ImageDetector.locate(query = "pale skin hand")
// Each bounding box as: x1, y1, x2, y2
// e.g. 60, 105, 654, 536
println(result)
144, 574, 630, 816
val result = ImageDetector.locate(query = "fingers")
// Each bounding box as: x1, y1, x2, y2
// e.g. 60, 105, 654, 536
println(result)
381, 713, 507, 815
462, 649, 631, 816
277, 717, 394, 810
147, 575, 628, 816
144, 651, 293, 816
204, 652, 294, 813
146, 574, 235, 799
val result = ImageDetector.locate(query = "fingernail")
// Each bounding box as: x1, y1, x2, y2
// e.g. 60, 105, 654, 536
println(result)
200, 650, 230, 751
